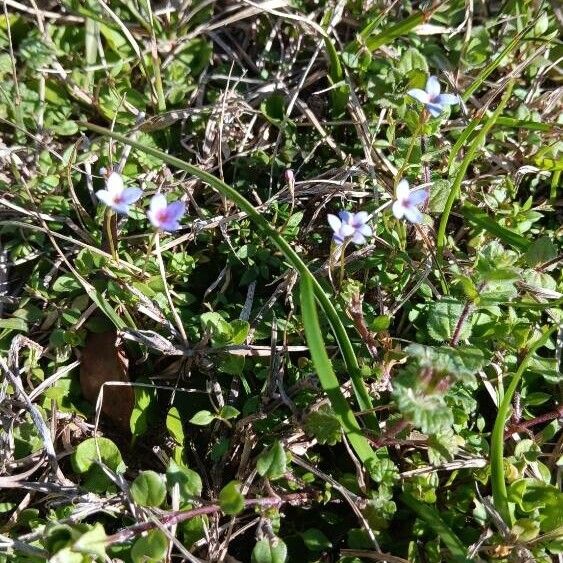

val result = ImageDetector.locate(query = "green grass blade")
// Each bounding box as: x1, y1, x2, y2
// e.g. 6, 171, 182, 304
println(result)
363, 11, 426, 51
300, 274, 378, 469
320, 11, 348, 114
459, 204, 530, 252
490, 325, 557, 526
437, 81, 514, 266
79, 121, 378, 431
401, 492, 472, 562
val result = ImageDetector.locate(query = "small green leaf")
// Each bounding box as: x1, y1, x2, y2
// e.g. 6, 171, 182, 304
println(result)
73, 523, 107, 559
52, 275, 82, 294
229, 319, 250, 345
0, 318, 28, 332
256, 441, 287, 480
304, 408, 342, 446
219, 405, 240, 421
72, 437, 125, 474
131, 529, 168, 563
130, 471, 166, 507
219, 480, 244, 515
189, 410, 215, 426
525, 237, 557, 267
300, 528, 332, 552
251, 537, 288, 563
166, 460, 202, 502
166, 407, 184, 444
201, 312, 232, 344
427, 299, 471, 342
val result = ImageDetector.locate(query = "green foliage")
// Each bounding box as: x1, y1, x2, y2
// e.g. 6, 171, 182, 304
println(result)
219, 481, 245, 515
71, 437, 126, 493
304, 408, 342, 445
166, 460, 202, 502
256, 441, 287, 480
130, 471, 167, 507
251, 537, 288, 563
1, 1, 560, 561
131, 529, 168, 563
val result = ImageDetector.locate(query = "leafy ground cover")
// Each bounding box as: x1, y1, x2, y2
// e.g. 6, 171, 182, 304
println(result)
0, 0, 562, 561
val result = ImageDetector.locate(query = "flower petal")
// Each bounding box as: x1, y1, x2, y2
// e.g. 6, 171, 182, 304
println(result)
426, 75, 441, 98
159, 218, 181, 232
106, 172, 124, 196
332, 233, 344, 245
149, 193, 168, 213
112, 203, 131, 215
327, 214, 341, 233
409, 189, 428, 206
358, 224, 372, 237
392, 200, 405, 220
95, 189, 113, 206
426, 102, 443, 117
121, 187, 143, 205
351, 211, 369, 227
407, 88, 430, 104
352, 232, 366, 245
396, 179, 410, 201
340, 224, 355, 238
403, 206, 423, 224
338, 210, 352, 225
147, 209, 160, 228
165, 200, 186, 222
437, 93, 459, 106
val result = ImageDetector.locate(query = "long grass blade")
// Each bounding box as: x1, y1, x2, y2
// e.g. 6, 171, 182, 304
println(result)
401, 492, 471, 562
490, 325, 557, 526
300, 274, 378, 469
437, 81, 514, 266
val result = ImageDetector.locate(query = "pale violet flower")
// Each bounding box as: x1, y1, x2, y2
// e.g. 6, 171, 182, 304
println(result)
328, 211, 372, 245
147, 194, 186, 232
407, 76, 459, 117
96, 172, 142, 214
392, 180, 428, 224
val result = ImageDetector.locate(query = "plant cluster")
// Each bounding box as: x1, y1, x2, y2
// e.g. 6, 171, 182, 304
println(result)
0, 1, 561, 562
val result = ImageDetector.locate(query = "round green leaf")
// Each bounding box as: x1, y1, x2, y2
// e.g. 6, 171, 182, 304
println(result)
71, 437, 125, 474
300, 528, 332, 552
131, 529, 168, 563
166, 460, 202, 502
251, 537, 288, 563
189, 410, 215, 426
130, 471, 166, 507
219, 480, 244, 515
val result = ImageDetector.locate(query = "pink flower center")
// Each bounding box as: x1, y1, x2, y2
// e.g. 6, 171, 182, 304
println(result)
156, 208, 170, 223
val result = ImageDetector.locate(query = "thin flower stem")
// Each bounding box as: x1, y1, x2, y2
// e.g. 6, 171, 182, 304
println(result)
140, 232, 156, 278
155, 232, 189, 346
338, 240, 348, 291
394, 111, 427, 188
104, 208, 118, 262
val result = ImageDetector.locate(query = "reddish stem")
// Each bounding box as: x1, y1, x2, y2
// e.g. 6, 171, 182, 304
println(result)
105, 492, 312, 545
505, 405, 563, 437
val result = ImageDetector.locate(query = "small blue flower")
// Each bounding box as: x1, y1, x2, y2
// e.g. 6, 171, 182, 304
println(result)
96, 172, 142, 215
328, 211, 372, 245
407, 76, 459, 117
392, 180, 428, 224
147, 194, 186, 232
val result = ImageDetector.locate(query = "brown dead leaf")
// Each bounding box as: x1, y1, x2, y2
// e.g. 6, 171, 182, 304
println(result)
79, 330, 134, 431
